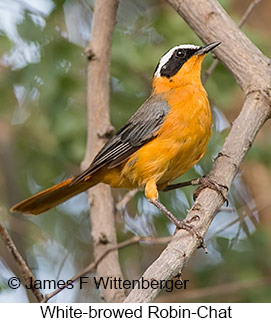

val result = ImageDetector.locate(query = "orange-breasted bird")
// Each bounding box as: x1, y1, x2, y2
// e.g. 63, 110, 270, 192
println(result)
11, 41, 221, 230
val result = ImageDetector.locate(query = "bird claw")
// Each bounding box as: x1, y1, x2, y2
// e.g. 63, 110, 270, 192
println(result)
193, 176, 228, 206
149, 198, 207, 253
175, 219, 207, 253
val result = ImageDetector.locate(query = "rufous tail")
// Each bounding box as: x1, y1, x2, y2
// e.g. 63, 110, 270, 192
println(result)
10, 176, 96, 215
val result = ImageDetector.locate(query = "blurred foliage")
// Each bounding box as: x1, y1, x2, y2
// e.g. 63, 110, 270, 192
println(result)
0, 0, 270, 302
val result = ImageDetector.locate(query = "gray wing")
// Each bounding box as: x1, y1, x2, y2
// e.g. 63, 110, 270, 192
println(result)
73, 95, 170, 183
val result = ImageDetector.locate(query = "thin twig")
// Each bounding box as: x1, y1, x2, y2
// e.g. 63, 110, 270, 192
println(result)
202, 0, 261, 84
210, 191, 270, 240
0, 222, 44, 302
116, 189, 138, 211
41, 235, 171, 303
238, 0, 261, 28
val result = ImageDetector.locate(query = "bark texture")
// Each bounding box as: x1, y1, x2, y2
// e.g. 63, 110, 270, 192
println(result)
82, 0, 125, 303
124, 0, 271, 302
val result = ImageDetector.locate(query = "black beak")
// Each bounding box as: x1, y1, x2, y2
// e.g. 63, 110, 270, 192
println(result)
195, 41, 221, 56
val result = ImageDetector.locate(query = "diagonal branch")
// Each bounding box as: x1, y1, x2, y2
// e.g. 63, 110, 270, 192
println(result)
41, 235, 171, 303
203, 0, 262, 83
0, 222, 44, 302
124, 0, 271, 303
167, 0, 270, 92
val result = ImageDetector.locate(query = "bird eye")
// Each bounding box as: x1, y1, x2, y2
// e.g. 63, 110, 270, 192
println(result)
175, 49, 185, 58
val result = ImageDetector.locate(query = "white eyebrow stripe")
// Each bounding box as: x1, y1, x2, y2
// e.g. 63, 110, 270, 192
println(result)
154, 44, 201, 77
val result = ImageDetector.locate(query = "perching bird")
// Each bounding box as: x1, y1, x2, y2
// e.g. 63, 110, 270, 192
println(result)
11, 41, 221, 230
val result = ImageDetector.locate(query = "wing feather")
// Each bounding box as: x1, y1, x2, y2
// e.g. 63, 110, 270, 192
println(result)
73, 95, 170, 183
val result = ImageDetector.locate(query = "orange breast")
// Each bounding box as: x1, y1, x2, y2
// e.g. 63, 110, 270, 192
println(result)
109, 84, 212, 189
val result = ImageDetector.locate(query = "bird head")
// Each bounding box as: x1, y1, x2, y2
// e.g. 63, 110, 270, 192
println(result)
152, 42, 220, 93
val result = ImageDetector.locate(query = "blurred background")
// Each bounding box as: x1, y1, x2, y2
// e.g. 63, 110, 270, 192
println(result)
0, 0, 270, 302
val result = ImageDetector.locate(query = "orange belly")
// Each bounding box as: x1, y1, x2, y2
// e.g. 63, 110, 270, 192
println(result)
100, 84, 212, 190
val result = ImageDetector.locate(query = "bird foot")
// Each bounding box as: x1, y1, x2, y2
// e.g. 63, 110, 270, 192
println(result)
174, 217, 207, 253
149, 198, 206, 251
193, 176, 228, 206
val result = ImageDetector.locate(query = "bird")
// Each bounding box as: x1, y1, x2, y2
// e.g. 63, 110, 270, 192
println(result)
11, 41, 222, 231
